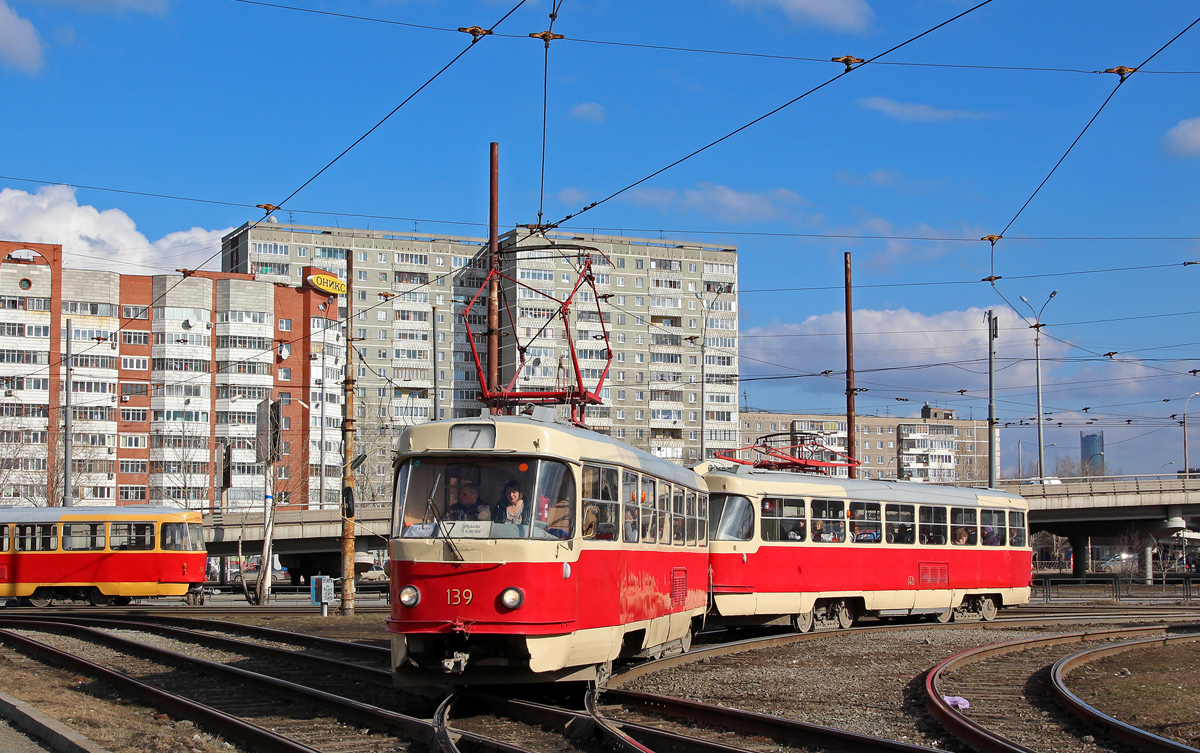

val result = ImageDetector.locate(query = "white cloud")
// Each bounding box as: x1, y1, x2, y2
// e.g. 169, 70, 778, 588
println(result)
0, 185, 230, 273
557, 187, 587, 207
625, 183, 806, 223
1163, 117, 1200, 157
859, 96, 990, 123
0, 1, 44, 73
570, 102, 605, 123
730, 0, 873, 33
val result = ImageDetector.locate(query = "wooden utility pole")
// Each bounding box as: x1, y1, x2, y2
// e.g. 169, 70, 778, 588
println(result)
987, 310, 998, 487
487, 142, 500, 408
844, 252, 857, 479
341, 250, 357, 616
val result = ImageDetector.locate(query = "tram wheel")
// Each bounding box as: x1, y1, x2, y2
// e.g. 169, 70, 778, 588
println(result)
834, 600, 854, 630
791, 609, 814, 633
933, 607, 954, 624
979, 596, 998, 622
594, 659, 613, 687
88, 589, 112, 607
112, 597, 133, 607
26, 595, 51, 608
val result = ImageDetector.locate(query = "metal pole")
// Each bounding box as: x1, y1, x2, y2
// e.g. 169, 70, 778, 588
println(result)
319, 334, 326, 509
987, 310, 998, 488
257, 462, 274, 604
844, 253, 856, 479
487, 142, 500, 406
341, 250, 356, 616
427, 305, 436, 424
1034, 326, 1045, 479
700, 315, 707, 462
63, 319, 73, 506
1018, 439, 1023, 480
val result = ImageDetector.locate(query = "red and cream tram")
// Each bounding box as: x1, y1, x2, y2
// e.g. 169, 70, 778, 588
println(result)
706, 466, 1032, 630
0, 505, 208, 607
387, 408, 709, 685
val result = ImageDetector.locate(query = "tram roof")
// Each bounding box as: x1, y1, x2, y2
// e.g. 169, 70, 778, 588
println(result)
0, 505, 201, 523
704, 466, 1026, 507
397, 411, 703, 489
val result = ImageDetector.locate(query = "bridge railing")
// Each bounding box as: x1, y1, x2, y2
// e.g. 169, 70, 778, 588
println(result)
981, 474, 1200, 497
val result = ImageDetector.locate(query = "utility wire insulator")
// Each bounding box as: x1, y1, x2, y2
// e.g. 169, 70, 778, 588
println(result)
981, 275, 1002, 282
1103, 66, 1137, 82
458, 26, 492, 41
832, 55, 864, 72
256, 203, 280, 212
530, 30, 565, 46
981, 234, 1002, 243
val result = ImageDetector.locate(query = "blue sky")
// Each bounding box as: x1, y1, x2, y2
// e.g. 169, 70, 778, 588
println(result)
2, 0, 1199, 476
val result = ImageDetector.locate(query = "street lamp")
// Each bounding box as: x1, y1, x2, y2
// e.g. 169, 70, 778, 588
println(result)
1185, 392, 1200, 479
1160, 461, 1176, 475
1020, 290, 1057, 480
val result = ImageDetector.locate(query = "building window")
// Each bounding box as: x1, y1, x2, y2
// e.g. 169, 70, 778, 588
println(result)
279, 368, 291, 380
279, 319, 291, 332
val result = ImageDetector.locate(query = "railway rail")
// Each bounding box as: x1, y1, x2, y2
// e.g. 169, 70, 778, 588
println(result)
0, 610, 1196, 753
926, 624, 1200, 753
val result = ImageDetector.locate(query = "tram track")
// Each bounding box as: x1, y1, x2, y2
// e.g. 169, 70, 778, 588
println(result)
926, 624, 1200, 753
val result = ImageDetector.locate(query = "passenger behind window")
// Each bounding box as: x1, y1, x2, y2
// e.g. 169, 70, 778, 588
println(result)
493, 481, 528, 525
624, 508, 639, 542
981, 526, 1000, 546
953, 527, 970, 546
784, 519, 806, 541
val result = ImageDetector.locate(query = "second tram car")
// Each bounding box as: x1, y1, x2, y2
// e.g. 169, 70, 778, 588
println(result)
388, 409, 709, 685
0, 505, 208, 607
706, 466, 1032, 630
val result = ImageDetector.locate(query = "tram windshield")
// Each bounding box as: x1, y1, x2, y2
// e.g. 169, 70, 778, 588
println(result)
710, 494, 754, 541
394, 456, 575, 540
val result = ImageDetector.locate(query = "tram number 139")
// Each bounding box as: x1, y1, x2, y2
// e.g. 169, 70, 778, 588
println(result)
447, 588, 473, 605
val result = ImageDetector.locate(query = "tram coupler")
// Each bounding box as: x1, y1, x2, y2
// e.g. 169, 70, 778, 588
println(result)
443, 652, 469, 673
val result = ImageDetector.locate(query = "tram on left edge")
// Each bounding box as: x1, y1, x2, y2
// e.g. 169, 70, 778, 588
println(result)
387, 408, 709, 686
0, 505, 208, 607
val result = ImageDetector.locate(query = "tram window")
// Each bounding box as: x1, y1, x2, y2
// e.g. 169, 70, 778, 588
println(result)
697, 494, 708, 546
1008, 510, 1027, 546
685, 491, 698, 546
761, 497, 806, 542
950, 508, 977, 546
919, 506, 947, 545
188, 523, 206, 551
884, 504, 916, 544
710, 494, 753, 541
622, 471, 640, 542
810, 499, 845, 543
657, 482, 672, 545
15, 524, 57, 552
63, 523, 105, 551
671, 486, 686, 545
534, 462, 577, 539
0, 524, 7, 552
111, 522, 155, 551
979, 509, 1006, 546
582, 465, 619, 540
849, 502, 881, 543
640, 477, 657, 542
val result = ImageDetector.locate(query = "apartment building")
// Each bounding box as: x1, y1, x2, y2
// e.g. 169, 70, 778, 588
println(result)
221, 221, 741, 465
737, 404, 990, 482
0, 240, 343, 510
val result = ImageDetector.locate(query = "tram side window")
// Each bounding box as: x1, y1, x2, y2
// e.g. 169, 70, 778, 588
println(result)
534, 462, 577, 539
657, 482, 671, 545
697, 494, 708, 546
811, 499, 845, 543
63, 523, 105, 551
0, 524, 7, 552
979, 509, 1006, 546
885, 504, 916, 544
919, 506, 947, 545
188, 523, 206, 551
640, 476, 657, 542
581, 465, 620, 541
950, 508, 977, 546
161, 522, 192, 551
111, 522, 155, 550
672, 486, 686, 545
622, 471, 640, 542
710, 494, 753, 541
15, 524, 57, 552
761, 497, 806, 542
685, 491, 698, 546
849, 501, 881, 543
1008, 510, 1027, 546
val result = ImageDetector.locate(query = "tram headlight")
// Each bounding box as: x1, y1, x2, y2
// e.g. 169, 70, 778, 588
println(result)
399, 585, 421, 608
500, 587, 524, 610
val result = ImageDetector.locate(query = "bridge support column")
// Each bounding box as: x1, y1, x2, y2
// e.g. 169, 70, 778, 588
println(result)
1069, 534, 1091, 577
1142, 544, 1155, 585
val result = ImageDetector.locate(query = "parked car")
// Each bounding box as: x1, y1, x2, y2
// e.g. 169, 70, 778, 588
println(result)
1095, 553, 1135, 572
359, 564, 389, 583
233, 565, 290, 585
